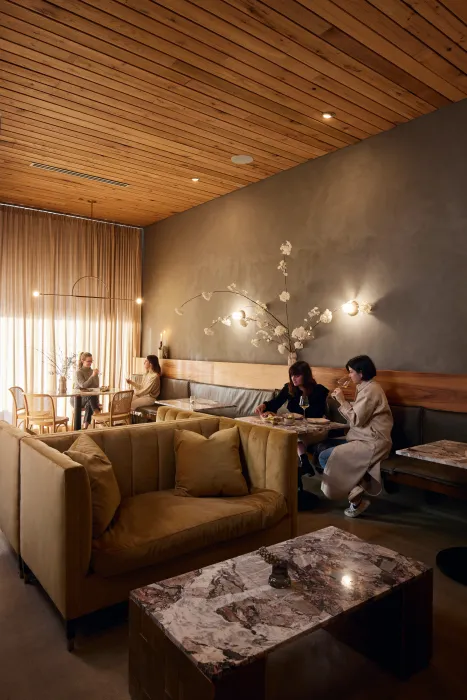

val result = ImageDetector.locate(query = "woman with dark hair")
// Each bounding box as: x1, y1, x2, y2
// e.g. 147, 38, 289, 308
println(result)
255, 360, 329, 478
126, 355, 161, 410
319, 355, 393, 518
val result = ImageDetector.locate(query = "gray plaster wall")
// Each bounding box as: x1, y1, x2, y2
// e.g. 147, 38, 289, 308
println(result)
142, 100, 467, 373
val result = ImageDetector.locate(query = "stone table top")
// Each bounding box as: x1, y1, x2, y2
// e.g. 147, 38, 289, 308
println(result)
236, 415, 347, 436
131, 526, 429, 681
396, 440, 467, 469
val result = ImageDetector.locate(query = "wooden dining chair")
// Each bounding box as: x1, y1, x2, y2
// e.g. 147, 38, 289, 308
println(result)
9, 386, 27, 428
24, 393, 69, 434
91, 390, 134, 429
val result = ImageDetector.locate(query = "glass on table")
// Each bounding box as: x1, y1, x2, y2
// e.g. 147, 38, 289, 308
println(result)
299, 394, 309, 417
189, 395, 196, 408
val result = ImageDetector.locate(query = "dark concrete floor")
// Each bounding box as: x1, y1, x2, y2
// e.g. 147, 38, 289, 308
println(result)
1, 489, 466, 700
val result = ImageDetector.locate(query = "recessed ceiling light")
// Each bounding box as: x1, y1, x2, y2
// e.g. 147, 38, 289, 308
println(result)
191, 177, 199, 182
322, 112, 336, 119
231, 155, 254, 164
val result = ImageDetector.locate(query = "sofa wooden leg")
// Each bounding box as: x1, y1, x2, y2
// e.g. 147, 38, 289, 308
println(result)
23, 562, 36, 585
66, 620, 76, 652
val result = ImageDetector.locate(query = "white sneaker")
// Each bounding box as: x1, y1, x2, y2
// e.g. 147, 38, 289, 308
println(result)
344, 499, 370, 518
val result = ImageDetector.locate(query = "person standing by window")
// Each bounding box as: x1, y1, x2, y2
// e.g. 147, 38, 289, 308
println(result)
126, 355, 161, 410
74, 352, 100, 429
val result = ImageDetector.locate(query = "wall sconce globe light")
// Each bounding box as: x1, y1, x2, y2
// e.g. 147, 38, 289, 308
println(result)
232, 309, 246, 320
32, 290, 40, 298
342, 300, 372, 316
136, 297, 143, 305
342, 300, 359, 316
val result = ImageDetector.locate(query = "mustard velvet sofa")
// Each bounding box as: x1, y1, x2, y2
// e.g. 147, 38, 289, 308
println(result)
0, 409, 201, 565
19, 416, 297, 649
0, 420, 25, 559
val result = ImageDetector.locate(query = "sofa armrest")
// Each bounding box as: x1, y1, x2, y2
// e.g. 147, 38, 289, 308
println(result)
234, 421, 298, 537
20, 438, 92, 620
0, 421, 26, 554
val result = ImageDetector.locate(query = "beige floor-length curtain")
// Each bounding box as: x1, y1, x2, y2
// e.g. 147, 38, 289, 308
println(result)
0, 204, 142, 418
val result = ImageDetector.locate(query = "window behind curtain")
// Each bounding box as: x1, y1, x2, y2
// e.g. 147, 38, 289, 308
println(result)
0, 205, 142, 419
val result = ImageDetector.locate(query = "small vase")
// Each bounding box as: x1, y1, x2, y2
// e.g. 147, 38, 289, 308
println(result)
269, 561, 291, 589
287, 352, 297, 367
58, 376, 67, 395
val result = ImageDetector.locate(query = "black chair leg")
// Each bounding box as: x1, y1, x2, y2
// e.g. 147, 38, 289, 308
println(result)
18, 556, 24, 579
66, 620, 76, 652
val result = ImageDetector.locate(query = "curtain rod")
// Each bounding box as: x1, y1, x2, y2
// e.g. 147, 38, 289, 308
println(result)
0, 202, 142, 230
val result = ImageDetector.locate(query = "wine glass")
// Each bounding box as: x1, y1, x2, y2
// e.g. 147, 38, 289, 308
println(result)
331, 376, 351, 401
299, 394, 309, 418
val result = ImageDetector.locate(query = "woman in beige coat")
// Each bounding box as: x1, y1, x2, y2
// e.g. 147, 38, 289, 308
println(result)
319, 355, 393, 518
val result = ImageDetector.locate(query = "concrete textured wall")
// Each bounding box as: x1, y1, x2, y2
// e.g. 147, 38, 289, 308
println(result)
142, 99, 467, 374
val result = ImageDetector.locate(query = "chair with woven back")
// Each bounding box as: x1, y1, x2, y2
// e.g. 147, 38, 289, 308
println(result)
91, 390, 134, 428
9, 386, 26, 429
24, 393, 69, 434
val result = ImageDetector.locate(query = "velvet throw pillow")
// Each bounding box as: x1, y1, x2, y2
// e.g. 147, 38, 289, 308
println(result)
65, 433, 121, 538
174, 426, 248, 498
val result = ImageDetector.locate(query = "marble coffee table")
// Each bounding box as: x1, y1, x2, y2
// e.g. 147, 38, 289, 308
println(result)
129, 526, 432, 699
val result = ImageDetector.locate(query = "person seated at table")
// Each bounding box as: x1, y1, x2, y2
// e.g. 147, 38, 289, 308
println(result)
126, 355, 161, 411
320, 355, 393, 518
73, 351, 100, 429
254, 360, 329, 479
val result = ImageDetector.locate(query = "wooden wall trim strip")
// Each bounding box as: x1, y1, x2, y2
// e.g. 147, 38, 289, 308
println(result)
160, 359, 467, 413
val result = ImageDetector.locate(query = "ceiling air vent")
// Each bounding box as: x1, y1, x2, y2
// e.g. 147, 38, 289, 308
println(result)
30, 163, 129, 187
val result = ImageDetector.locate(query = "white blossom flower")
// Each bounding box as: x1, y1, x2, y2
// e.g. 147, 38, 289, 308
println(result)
201, 291, 212, 301
256, 330, 269, 338
227, 283, 237, 291
174, 307, 184, 316
308, 307, 320, 318
277, 260, 288, 276
294, 341, 304, 350
256, 300, 268, 310
256, 320, 268, 329
359, 301, 372, 314
291, 326, 307, 341
241, 289, 249, 296
204, 327, 214, 336
221, 317, 232, 326
251, 338, 260, 347
279, 291, 290, 302
320, 309, 333, 324
278, 344, 287, 354
239, 319, 248, 327
280, 240, 292, 256
274, 324, 287, 337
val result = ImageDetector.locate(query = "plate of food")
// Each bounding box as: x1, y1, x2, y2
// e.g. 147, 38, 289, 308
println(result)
307, 417, 330, 424
100, 386, 110, 392
260, 413, 282, 425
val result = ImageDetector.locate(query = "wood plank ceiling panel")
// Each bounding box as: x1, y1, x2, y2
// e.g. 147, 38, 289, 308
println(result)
0, 0, 466, 226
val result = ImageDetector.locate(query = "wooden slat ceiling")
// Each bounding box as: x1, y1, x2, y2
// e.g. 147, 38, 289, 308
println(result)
1, 0, 467, 227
